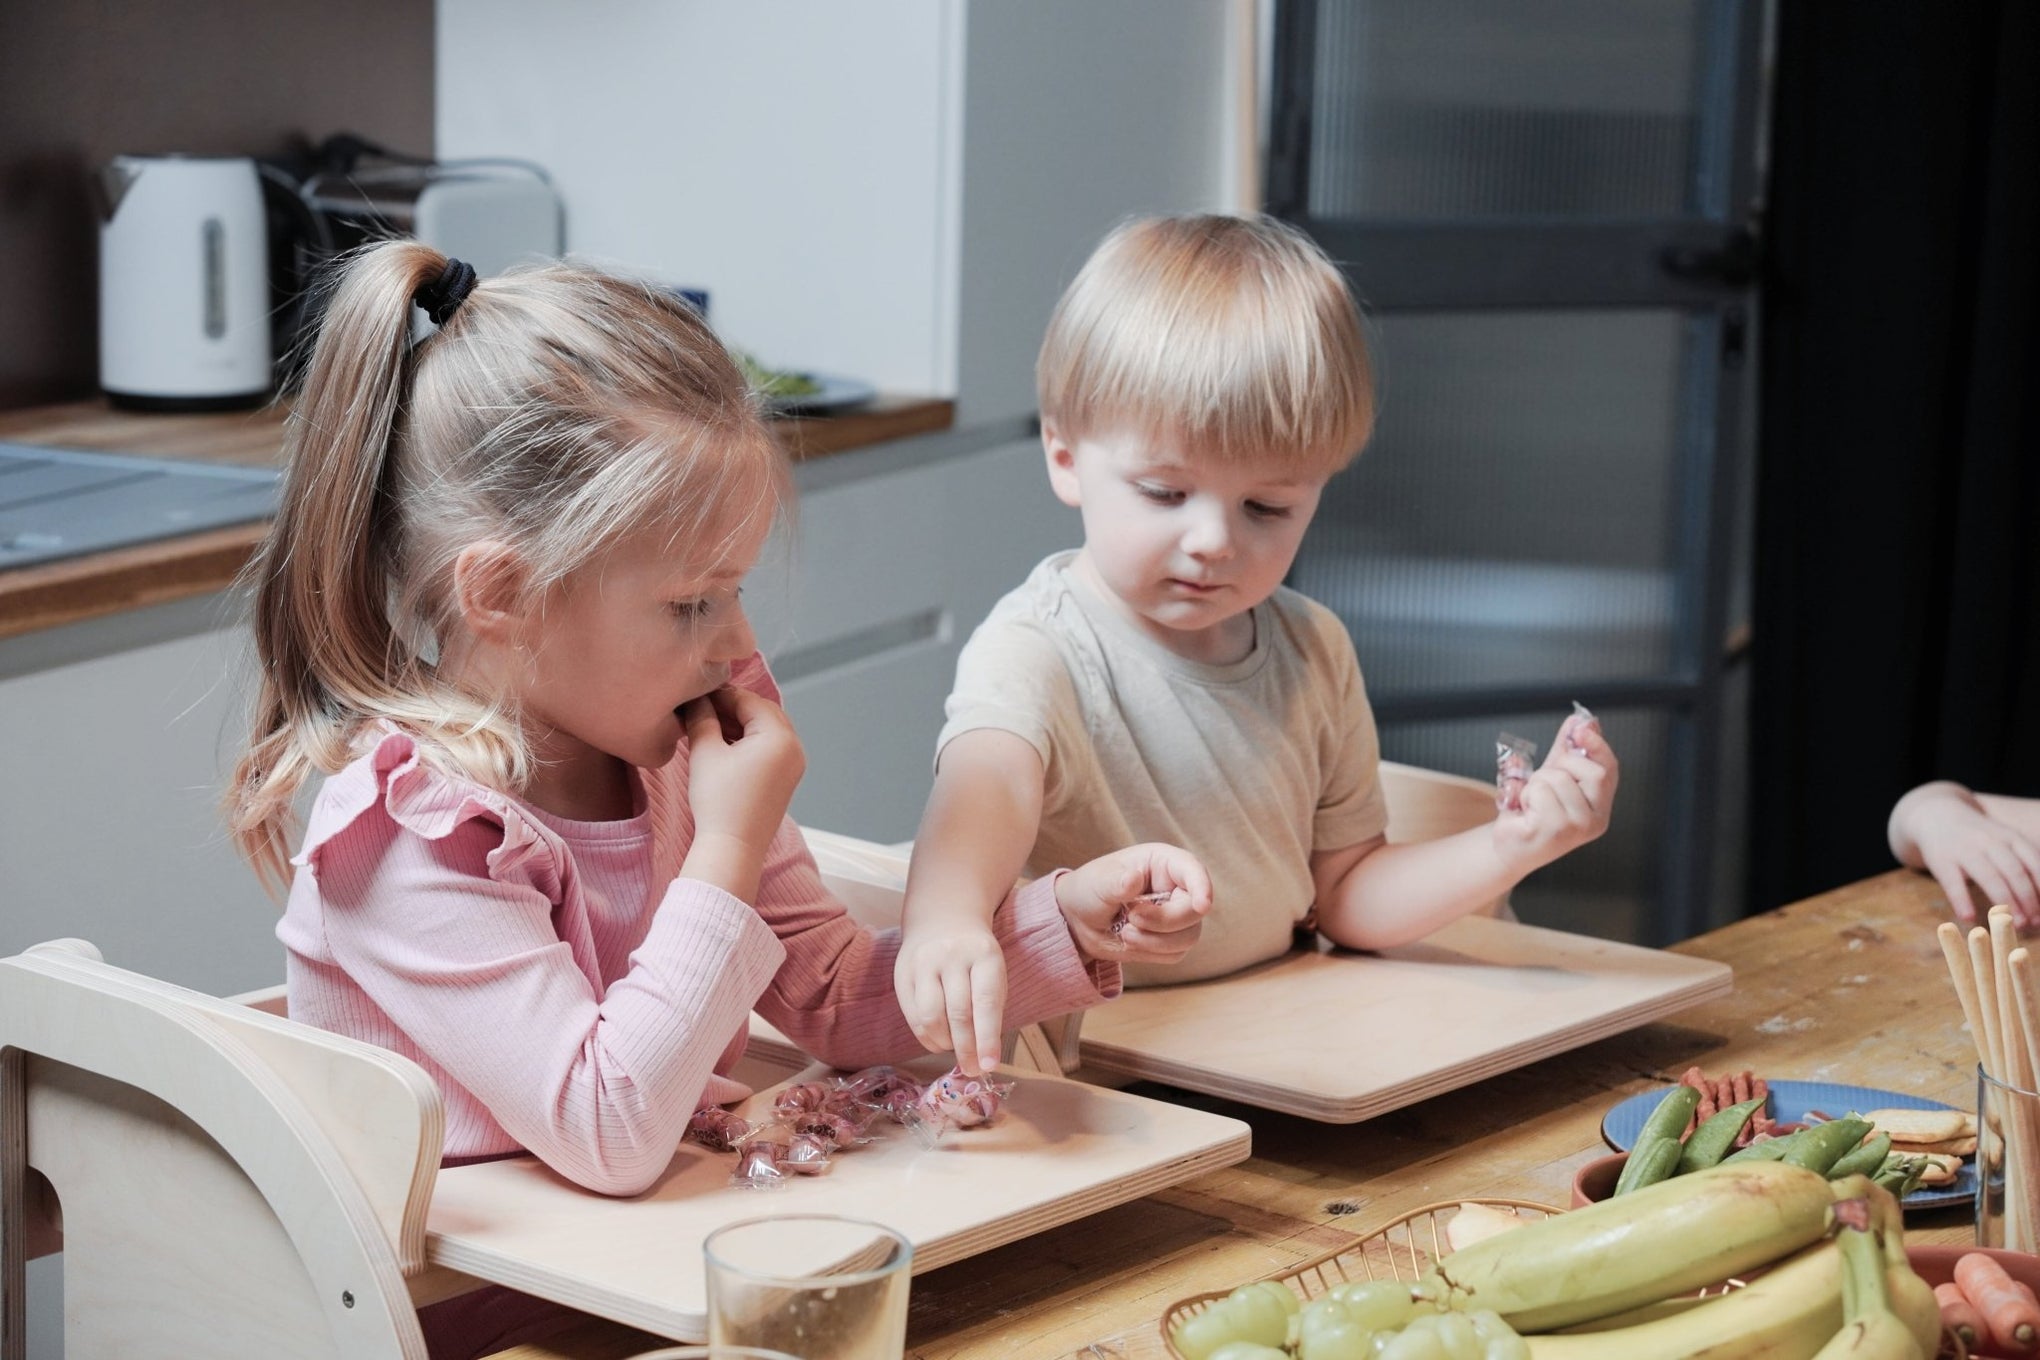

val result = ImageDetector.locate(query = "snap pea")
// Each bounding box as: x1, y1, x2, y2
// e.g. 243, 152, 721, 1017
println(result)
1780, 1117, 1874, 1175
1675, 1097, 1766, 1174
1613, 1132, 1682, 1196
1720, 1128, 1800, 1164
1636, 1086, 1703, 1145
1826, 1131, 1893, 1180
1872, 1153, 1926, 1199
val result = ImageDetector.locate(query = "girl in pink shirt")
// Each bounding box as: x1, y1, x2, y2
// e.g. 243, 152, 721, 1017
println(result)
225, 243, 1208, 1357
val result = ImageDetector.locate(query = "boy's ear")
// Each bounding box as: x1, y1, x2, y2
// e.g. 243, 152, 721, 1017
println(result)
451, 541, 535, 646
1042, 423, 1084, 509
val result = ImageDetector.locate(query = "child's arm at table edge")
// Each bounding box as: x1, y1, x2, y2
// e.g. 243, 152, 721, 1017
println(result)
897, 727, 1049, 1071
1308, 828, 1525, 952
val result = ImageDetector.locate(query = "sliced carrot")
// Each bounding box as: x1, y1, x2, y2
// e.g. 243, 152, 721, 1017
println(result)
1936, 1280, 1984, 1350
1955, 1252, 2040, 1355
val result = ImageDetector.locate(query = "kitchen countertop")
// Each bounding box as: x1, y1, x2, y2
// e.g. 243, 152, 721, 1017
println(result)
0, 395, 954, 642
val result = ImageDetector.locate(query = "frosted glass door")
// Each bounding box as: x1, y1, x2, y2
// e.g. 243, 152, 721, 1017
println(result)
1271, 0, 1765, 943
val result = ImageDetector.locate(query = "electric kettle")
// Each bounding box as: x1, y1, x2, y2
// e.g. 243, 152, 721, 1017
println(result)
96, 155, 272, 409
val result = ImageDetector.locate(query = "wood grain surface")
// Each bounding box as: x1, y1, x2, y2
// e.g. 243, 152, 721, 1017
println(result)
0, 396, 954, 640
1075, 916, 1732, 1121
896, 870, 1980, 1360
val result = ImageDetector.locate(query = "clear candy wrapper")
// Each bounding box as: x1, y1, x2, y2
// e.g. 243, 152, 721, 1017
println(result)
1565, 700, 1601, 753
730, 1138, 790, 1190
685, 1105, 752, 1153
771, 1081, 836, 1118
904, 1066, 1015, 1147
793, 1108, 872, 1150
782, 1132, 835, 1175
1496, 732, 1537, 812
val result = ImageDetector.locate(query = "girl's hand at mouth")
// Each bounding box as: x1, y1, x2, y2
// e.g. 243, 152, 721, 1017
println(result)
678, 686, 806, 901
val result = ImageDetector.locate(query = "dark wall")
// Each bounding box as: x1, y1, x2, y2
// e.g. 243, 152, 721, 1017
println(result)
0, 0, 434, 408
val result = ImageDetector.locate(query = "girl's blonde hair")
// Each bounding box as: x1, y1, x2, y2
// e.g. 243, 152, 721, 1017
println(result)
1037, 214, 1375, 476
227, 241, 789, 889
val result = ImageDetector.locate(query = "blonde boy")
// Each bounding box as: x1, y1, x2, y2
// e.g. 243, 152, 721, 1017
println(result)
896, 214, 1620, 1072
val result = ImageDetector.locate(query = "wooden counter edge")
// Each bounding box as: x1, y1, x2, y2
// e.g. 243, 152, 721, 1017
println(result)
0, 397, 955, 641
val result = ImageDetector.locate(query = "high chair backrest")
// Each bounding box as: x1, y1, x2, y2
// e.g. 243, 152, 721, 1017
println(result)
0, 939, 443, 1360
1378, 759, 1501, 846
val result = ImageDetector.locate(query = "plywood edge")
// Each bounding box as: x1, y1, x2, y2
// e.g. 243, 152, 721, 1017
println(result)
1077, 957, 1737, 1123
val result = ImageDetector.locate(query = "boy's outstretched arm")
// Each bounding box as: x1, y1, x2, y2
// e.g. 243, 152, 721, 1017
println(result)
1312, 718, 1619, 951
897, 728, 1048, 1075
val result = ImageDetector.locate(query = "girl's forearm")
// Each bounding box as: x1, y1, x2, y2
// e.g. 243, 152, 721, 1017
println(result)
1313, 827, 1518, 951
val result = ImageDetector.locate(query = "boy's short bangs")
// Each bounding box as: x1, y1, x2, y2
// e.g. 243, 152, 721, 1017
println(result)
1039, 215, 1376, 478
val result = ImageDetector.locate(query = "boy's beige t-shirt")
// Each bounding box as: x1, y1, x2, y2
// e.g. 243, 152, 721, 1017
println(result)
937, 551, 1388, 984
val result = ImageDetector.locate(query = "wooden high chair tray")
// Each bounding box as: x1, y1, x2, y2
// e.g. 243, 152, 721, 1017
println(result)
1076, 915, 1733, 1123
423, 1055, 1251, 1342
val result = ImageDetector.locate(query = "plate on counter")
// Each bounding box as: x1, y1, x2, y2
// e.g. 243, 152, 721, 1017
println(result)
762, 373, 877, 416
1601, 1080, 1975, 1211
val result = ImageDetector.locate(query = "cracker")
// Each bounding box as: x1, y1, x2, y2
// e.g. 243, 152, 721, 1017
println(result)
1861, 1108, 1973, 1143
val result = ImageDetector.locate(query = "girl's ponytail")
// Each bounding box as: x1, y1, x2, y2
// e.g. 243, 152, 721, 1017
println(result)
228, 242, 445, 889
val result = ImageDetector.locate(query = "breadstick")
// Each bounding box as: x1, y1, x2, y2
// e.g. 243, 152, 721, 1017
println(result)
1944, 921, 1995, 1077
1973, 926, 2009, 1082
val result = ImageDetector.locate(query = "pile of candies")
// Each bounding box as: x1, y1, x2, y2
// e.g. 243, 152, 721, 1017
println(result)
1495, 701, 1600, 812
686, 1064, 1015, 1190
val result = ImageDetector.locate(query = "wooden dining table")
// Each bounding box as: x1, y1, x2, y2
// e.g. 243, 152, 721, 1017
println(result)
898, 868, 1976, 1360
506, 869, 1977, 1360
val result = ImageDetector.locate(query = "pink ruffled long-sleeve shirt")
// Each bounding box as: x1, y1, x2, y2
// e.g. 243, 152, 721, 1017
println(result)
278, 657, 1118, 1197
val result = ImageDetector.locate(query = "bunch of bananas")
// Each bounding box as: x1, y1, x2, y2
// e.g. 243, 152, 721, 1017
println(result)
1413, 1162, 1939, 1359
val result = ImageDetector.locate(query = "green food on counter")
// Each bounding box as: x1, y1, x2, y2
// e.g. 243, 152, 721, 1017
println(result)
734, 350, 824, 400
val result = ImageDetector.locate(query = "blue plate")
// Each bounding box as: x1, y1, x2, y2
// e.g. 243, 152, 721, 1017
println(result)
1601, 1080, 1974, 1212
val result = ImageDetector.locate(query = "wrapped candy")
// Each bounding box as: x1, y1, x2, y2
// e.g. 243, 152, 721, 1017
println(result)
794, 1108, 872, 1151
686, 1105, 753, 1153
731, 1138, 790, 1190
1565, 700, 1602, 754
772, 1082, 835, 1118
841, 1066, 926, 1124
905, 1066, 1014, 1146
781, 1132, 836, 1175
1495, 732, 1536, 813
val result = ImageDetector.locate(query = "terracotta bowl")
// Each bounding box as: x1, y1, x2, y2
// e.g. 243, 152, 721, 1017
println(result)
1907, 1244, 2040, 1290
1571, 1151, 1627, 1207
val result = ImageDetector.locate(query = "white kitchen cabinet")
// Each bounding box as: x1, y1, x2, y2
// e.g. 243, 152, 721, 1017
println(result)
752, 429, 1079, 842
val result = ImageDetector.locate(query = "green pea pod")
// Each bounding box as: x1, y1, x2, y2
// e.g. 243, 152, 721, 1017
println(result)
1871, 1153, 1915, 1197
1720, 1127, 1803, 1164
1826, 1131, 1893, 1180
1675, 1097, 1766, 1174
1779, 1117, 1874, 1175
1636, 1086, 1703, 1145
1612, 1132, 1682, 1196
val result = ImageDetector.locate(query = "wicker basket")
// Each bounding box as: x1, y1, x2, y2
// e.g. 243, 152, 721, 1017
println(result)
1157, 1198, 1561, 1358
1154, 1197, 1968, 1360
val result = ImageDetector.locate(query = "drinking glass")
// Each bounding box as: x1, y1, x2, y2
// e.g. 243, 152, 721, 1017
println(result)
704, 1215, 912, 1360
1977, 1065, 2040, 1250
628, 1349, 803, 1360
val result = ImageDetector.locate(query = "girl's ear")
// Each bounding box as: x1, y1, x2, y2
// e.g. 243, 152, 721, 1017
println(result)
452, 542, 535, 646
1042, 423, 1083, 509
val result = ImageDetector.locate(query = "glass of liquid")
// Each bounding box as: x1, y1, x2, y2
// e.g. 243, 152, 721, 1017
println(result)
704, 1215, 912, 1360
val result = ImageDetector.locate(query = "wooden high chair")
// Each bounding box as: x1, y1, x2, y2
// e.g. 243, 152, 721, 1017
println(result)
0, 940, 668, 1360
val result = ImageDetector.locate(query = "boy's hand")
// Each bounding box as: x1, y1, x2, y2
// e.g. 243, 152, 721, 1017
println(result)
1055, 844, 1212, 965
895, 922, 1007, 1077
1892, 784, 2040, 928
1492, 713, 1618, 875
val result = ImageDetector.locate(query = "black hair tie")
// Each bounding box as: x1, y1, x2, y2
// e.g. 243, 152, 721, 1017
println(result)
415, 257, 478, 327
